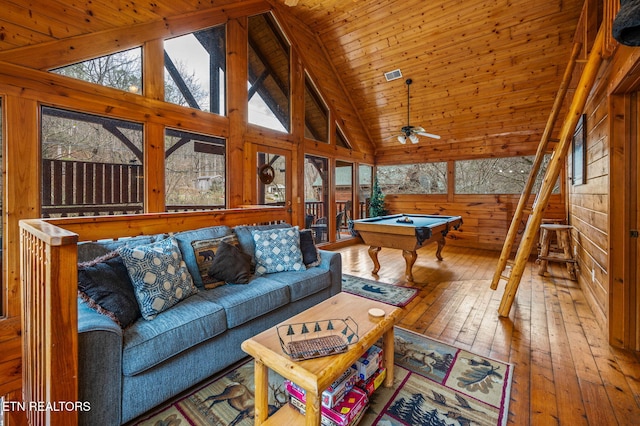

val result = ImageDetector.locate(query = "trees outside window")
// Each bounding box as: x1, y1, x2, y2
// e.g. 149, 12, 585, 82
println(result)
52, 48, 142, 94
377, 163, 447, 194
165, 129, 226, 210
455, 155, 559, 194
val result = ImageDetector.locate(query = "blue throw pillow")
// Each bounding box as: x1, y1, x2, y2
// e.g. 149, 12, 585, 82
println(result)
252, 227, 304, 275
299, 229, 321, 267
77, 252, 141, 328
118, 237, 198, 320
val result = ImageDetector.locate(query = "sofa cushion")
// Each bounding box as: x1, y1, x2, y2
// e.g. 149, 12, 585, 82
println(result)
118, 237, 198, 320
269, 266, 332, 302
121, 294, 227, 376
233, 223, 291, 262
208, 241, 252, 284
299, 229, 321, 267
199, 277, 290, 328
191, 234, 240, 288
77, 252, 141, 328
252, 227, 304, 275
173, 226, 233, 288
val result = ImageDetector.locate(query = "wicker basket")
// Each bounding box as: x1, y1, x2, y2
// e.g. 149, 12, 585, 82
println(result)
276, 317, 359, 361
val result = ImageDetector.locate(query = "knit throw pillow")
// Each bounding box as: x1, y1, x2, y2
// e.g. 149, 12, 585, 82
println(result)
252, 227, 304, 275
118, 237, 197, 320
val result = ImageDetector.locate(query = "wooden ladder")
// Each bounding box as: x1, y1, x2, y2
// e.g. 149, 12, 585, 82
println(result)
492, 29, 606, 317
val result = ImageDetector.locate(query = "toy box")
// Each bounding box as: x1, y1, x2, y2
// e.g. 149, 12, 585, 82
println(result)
356, 367, 386, 397
284, 366, 356, 408
352, 345, 383, 381
287, 383, 368, 426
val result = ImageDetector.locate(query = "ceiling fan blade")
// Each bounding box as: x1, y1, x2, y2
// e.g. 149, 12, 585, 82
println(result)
416, 131, 441, 140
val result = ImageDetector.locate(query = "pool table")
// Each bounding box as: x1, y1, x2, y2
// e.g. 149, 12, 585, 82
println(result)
351, 214, 463, 283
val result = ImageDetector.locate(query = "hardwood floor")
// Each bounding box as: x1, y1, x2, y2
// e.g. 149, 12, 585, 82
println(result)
334, 243, 640, 425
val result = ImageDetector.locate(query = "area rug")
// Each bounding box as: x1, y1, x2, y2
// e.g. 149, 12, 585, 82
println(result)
341, 274, 418, 307
134, 328, 512, 426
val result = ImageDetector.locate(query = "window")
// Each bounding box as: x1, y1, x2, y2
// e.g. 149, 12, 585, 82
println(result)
41, 107, 144, 217
336, 125, 351, 149
257, 152, 286, 205
358, 165, 373, 218
165, 129, 226, 210
377, 163, 447, 194
248, 13, 290, 132
165, 25, 226, 114
336, 161, 353, 239
304, 76, 328, 142
304, 155, 328, 240
455, 155, 559, 194
52, 48, 142, 94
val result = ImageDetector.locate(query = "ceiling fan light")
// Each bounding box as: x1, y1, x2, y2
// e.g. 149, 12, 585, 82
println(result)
409, 134, 419, 144
397, 135, 407, 144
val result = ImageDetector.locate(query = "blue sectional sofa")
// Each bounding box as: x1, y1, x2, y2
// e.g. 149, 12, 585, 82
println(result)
75, 223, 342, 425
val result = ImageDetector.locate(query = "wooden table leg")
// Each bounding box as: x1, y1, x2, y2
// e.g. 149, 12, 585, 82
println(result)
538, 228, 551, 275
558, 229, 577, 280
435, 235, 445, 261
254, 360, 269, 425
382, 327, 395, 387
368, 245, 381, 275
401, 250, 417, 282
304, 391, 321, 426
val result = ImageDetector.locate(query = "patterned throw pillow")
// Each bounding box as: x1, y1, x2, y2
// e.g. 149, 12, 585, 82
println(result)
118, 237, 198, 320
252, 227, 304, 275
191, 235, 240, 289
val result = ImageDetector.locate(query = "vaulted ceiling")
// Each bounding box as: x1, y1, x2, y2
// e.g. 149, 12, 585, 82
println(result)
0, 0, 584, 153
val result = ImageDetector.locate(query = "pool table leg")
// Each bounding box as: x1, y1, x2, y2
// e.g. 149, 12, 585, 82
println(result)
402, 250, 417, 283
368, 245, 381, 275
435, 234, 446, 261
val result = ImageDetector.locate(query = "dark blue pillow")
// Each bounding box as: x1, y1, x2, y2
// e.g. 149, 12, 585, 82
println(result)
207, 241, 252, 284
78, 253, 141, 328
299, 229, 321, 267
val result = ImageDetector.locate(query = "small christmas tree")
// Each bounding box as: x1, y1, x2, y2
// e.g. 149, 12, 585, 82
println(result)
369, 178, 389, 217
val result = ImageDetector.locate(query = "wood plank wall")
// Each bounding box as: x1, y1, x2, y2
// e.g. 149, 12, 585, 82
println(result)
571, 41, 640, 348
384, 193, 566, 251
569, 68, 611, 332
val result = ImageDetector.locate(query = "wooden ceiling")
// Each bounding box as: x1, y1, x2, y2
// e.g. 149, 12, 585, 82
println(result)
0, 0, 584, 152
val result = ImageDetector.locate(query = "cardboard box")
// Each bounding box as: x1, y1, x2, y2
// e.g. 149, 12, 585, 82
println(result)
356, 367, 386, 397
284, 367, 356, 408
352, 345, 383, 381
287, 383, 368, 426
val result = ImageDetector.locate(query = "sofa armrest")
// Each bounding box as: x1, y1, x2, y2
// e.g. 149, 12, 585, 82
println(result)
77, 300, 123, 425
317, 249, 342, 296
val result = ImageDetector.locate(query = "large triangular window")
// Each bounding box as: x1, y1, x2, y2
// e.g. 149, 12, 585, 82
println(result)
248, 13, 290, 132
304, 75, 329, 142
52, 48, 142, 94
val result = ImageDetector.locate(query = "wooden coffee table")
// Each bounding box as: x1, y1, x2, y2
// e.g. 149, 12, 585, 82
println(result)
241, 292, 402, 425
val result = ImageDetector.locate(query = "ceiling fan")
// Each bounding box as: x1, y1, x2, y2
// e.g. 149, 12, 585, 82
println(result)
395, 78, 441, 144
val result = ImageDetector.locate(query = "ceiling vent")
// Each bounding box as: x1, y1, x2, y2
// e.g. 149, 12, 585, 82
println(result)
384, 69, 402, 82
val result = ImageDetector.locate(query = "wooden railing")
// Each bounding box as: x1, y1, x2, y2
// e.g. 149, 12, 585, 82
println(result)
19, 207, 288, 425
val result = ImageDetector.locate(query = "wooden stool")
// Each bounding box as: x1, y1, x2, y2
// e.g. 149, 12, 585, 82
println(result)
538, 224, 576, 280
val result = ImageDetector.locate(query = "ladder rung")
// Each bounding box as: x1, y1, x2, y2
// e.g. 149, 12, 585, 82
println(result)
506, 259, 515, 266
522, 208, 532, 214
500, 274, 511, 281
537, 255, 576, 263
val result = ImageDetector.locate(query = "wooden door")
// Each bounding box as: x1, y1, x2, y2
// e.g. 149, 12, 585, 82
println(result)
249, 144, 293, 224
